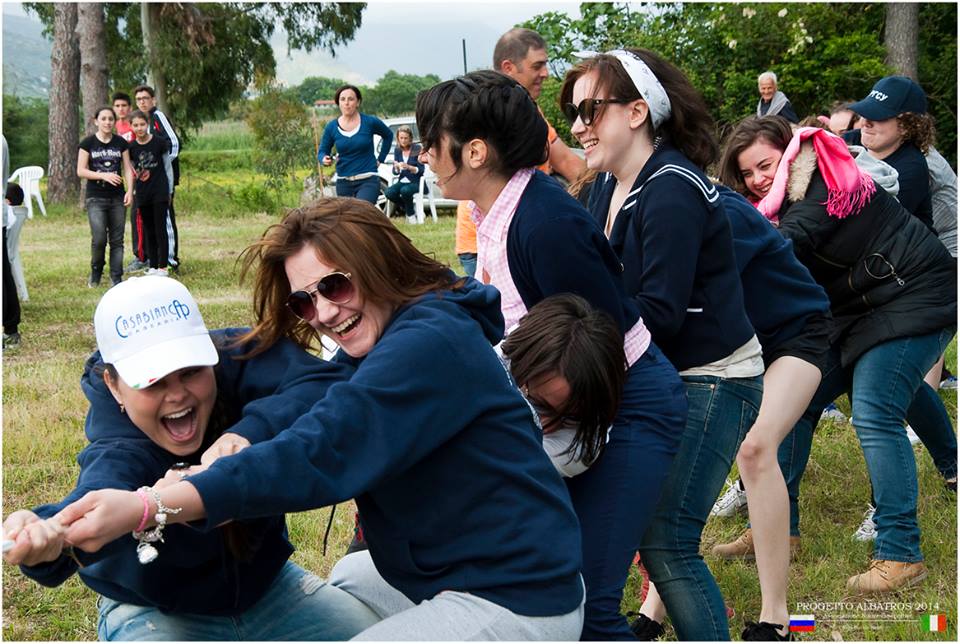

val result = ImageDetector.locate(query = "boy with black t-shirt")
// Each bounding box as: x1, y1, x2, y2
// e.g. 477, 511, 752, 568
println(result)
128, 110, 172, 275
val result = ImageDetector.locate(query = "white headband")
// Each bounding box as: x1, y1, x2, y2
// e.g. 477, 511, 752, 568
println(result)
574, 49, 672, 129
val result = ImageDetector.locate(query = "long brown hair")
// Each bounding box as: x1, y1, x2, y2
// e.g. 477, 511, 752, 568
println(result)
717, 116, 793, 198
559, 48, 719, 170
501, 294, 626, 466
239, 198, 463, 355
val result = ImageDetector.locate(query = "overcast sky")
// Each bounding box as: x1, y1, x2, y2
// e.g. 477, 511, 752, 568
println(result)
3, 1, 581, 87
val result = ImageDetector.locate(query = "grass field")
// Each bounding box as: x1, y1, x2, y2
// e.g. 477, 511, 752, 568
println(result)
2, 160, 956, 641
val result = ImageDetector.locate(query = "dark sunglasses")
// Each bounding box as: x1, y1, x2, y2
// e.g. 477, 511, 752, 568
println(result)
285, 272, 354, 322
562, 98, 630, 126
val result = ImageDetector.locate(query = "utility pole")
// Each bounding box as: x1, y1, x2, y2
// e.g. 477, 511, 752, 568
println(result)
462, 39, 467, 74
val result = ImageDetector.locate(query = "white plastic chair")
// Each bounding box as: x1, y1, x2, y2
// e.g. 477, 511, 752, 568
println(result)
9, 166, 47, 218
414, 166, 439, 224
383, 171, 438, 224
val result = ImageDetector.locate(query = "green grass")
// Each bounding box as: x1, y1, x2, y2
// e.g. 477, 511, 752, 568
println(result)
2, 166, 956, 641
187, 119, 254, 151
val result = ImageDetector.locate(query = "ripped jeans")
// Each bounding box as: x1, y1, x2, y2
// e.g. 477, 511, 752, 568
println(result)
96, 561, 379, 640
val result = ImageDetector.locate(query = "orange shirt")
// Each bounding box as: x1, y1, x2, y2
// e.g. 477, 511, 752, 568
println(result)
455, 201, 478, 254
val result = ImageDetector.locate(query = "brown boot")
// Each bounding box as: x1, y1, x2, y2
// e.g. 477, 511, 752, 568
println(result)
846, 559, 928, 594
711, 528, 801, 561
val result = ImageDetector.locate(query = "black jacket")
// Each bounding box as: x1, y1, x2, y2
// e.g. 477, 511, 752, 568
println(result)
777, 160, 956, 366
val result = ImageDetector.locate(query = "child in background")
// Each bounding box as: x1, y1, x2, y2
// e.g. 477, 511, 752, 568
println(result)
127, 110, 172, 276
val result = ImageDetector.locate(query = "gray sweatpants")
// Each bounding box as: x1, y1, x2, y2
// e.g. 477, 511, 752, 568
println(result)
329, 551, 585, 641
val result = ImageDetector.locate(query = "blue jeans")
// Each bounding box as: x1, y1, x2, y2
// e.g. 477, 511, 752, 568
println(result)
336, 176, 381, 204
383, 180, 419, 216
778, 328, 955, 561
96, 561, 379, 640
640, 373, 763, 641
906, 380, 958, 480
458, 253, 478, 278
86, 196, 126, 284
566, 342, 687, 641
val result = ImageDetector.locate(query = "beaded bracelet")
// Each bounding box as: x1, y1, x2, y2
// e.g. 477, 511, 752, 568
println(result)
131, 486, 183, 565
134, 488, 150, 533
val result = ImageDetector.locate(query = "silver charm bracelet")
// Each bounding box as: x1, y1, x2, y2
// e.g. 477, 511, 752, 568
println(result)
132, 486, 183, 564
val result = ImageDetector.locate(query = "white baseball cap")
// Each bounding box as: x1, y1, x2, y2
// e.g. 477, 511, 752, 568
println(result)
94, 276, 219, 389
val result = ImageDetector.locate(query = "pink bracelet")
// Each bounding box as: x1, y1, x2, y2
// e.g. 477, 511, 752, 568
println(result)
134, 488, 151, 533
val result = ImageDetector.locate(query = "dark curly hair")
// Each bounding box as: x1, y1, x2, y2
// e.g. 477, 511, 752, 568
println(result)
415, 70, 549, 180
896, 112, 936, 153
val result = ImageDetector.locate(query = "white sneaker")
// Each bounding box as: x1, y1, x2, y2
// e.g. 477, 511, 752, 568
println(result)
821, 402, 848, 423
711, 478, 748, 517
852, 504, 876, 541
904, 424, 921, 445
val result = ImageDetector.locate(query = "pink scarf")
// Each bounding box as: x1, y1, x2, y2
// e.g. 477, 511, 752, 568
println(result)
756, 127, 876, 225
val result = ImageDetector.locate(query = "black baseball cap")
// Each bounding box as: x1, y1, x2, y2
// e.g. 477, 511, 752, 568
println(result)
848, 76, 927, 121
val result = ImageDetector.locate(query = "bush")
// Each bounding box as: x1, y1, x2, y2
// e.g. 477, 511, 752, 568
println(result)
231, 182, 273, 212
2, 95, 49, 169
246, 88, 315, 205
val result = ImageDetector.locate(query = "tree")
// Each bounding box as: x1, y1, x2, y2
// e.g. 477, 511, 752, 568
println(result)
520, 2, 956, 166
25, 2, 367, 133
364, 71, 441, 116
295, 76, 350, 105
885, 4, 919, 80
77, 3, 109, 136
47, 3, 80, 203
246, 87, 314, 205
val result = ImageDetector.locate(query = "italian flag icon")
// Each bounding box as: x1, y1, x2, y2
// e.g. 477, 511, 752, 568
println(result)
919, 614, 946, 632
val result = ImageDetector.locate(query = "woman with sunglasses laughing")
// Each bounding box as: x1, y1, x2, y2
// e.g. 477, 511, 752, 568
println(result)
559, 49, 764, 640
415, 70, 687, 640
55, 198, 586, 641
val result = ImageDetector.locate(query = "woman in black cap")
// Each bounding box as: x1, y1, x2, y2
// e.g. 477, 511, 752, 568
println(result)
844, 76, 936, 229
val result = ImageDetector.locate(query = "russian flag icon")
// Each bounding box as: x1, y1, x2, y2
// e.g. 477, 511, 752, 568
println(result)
789, 615, 816, 633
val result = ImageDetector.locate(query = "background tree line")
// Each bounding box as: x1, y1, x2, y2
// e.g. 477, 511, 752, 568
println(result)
523, 2, 957, 168
13, 2, 366, 203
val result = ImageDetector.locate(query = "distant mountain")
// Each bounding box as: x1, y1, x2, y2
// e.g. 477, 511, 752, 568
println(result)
2, 13, 52, 99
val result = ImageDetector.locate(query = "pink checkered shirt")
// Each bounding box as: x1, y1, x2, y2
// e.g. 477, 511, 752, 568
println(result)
473, 169, 651, 366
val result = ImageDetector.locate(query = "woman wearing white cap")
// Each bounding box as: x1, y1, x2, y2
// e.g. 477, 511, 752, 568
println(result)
2, 275, 379, 640
560, 49, 765, 640
47, 202, 588, 641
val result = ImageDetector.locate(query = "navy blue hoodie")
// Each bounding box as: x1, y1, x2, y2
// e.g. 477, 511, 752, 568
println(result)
719, 186, 831, 353
21, 329, 354, 616
186, 278, 585, 617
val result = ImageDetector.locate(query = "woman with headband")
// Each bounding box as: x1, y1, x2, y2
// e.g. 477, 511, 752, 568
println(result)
414, 70, 688, 640
560, 49, 764, 640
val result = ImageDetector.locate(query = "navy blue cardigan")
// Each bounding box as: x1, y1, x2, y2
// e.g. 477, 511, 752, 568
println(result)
589, 146, 755, 371
718, 186, 831, 354
504, 171, 642, 336
392, 143, 423, 186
